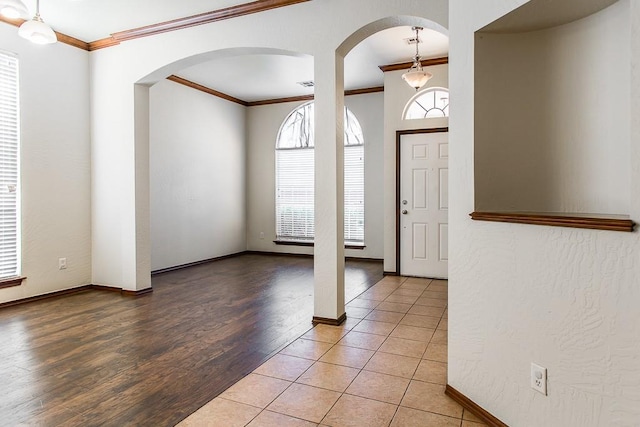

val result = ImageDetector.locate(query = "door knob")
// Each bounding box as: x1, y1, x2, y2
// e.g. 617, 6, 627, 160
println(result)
402, 210, 408, 215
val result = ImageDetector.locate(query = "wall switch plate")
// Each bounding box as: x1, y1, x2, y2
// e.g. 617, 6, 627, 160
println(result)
259, 232, 265, 240
531, 363, 547, 395
58, 258, 67, 270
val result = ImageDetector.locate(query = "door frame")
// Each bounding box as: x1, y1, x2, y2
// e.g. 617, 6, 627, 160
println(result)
395, 127, 449, 276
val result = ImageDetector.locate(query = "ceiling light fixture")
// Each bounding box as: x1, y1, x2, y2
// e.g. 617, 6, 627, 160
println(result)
18, 0, 57, 45
0, 0, 29, 19
402, 27, 432, 91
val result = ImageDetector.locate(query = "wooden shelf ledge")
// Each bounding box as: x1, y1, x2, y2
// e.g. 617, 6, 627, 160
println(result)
470, 211, 635, 232
0, 276, 26, 289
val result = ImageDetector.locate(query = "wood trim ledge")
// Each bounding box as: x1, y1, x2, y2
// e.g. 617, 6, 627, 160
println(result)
312, 313, 347, 326
274, 240, 366, 250
445, 385, 509, 427
0, 276, 26, 289
470, 212, 635, 232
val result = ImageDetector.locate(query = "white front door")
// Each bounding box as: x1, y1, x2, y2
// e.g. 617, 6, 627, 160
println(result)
399, 131, 448, 278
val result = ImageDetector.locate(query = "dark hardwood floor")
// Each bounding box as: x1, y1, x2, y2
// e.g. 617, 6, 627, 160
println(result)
0, 253, 382, 426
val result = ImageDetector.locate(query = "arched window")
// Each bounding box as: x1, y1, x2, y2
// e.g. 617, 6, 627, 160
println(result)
276, 102, 364, 243
404, 87, 449, 120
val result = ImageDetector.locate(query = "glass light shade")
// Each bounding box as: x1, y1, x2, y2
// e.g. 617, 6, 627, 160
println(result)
0, 0, 29, 19
402, 69, 433, 90
18, 15, 57, 44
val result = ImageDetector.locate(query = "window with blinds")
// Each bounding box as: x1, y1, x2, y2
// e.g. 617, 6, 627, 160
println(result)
0, 51, 20, 278
276, 102, 364, 243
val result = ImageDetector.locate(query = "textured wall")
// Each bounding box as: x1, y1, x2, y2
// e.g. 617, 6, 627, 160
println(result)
0, 25, 91, 304
149, 79, 247, 271
449, 0, 640, 425
475, 5, 630, 214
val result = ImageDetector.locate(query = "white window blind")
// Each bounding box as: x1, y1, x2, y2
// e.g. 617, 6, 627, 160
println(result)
0, 51, 19, 278
276, 102, 364, 243
344, 144, 364, 242
276, 147, 315, 241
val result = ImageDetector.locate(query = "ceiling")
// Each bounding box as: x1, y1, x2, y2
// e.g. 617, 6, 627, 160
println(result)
178, 26, 449, 102
24, 0, 251, 41
16, 1, 449, 102
481, 0, 618, 33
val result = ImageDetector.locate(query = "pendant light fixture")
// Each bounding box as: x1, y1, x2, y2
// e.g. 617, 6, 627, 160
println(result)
402, 27, 432, 91
0, 0, 29, 19
18, 0, 57, 45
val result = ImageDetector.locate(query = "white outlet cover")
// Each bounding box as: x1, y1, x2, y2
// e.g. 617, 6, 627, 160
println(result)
531, 363, 547, 395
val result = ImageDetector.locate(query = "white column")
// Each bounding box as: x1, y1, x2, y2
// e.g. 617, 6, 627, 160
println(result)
134, 84, 152, 291
313, 51, 346, 323
91, 80, 151, 293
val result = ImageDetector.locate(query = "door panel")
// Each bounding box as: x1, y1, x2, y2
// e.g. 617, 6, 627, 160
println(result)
412, 223, 428, 260
413, 169, 428, 210
400, 132, 448, 278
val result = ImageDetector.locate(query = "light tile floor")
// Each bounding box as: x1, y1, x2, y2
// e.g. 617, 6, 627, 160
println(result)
178, 276, 487, 427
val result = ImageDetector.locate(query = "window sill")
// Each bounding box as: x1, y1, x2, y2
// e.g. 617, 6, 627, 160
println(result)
0, 276, 26, 289
274, 240, 366, 250
470, 211, 635, 232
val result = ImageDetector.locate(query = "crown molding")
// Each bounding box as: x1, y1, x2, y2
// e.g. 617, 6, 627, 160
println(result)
167, 75, 249, 106
89, 0, 310, 51
168, 75, 384, 107
247, 86, 384, 107
379, 56, 449, 72
345, 86, 385, 96
0, 16, 90, 51
247, 94, 314, 107
3, 0, 308, 52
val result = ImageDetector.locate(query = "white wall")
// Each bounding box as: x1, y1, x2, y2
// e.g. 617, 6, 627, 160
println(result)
149, 79, 246, 271
449, 0, 640, 425
0, 24, 91, 303
383, 64, 449, 273
246, 92, 384, 259
475, 5, 630, 213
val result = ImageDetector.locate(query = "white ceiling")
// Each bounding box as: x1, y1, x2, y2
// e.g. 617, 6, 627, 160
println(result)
25, 0, 250, 41
178, 26, 449, 102
16, 1, 449, 101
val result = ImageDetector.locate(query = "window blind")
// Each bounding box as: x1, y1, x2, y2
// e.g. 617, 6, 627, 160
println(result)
344, 145, 364, 242
0, 51, 19, 278
276, 146, 364, 243
276, 148, 315, 240
275, 102, 364, 243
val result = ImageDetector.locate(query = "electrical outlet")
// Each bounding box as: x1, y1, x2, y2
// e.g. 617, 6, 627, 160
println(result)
531, 363, 547, 395
58, 258, 67, 270
259, 232, 265, 240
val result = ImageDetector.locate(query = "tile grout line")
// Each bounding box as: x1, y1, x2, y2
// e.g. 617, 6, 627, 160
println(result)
183, 276, 456, 426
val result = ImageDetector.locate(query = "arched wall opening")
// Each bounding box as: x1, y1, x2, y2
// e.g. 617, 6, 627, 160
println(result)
135, 47, 314, 273
336, 17, 449, 280
311, 16, 449, 321
118, 5, 448, 324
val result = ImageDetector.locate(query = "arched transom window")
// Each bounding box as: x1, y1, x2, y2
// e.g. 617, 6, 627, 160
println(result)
276, 102, 364, 243
404, 87, 449, 120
